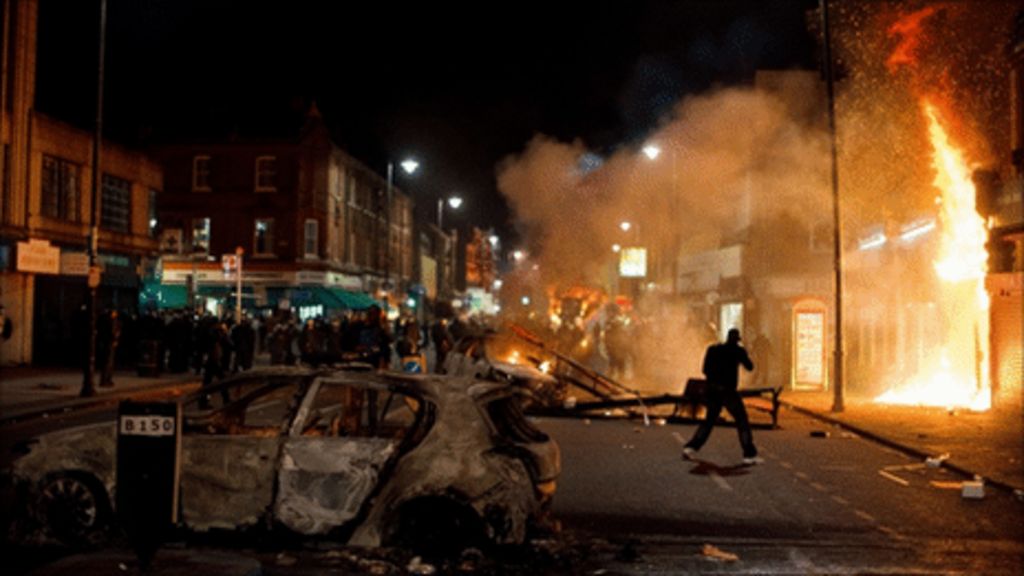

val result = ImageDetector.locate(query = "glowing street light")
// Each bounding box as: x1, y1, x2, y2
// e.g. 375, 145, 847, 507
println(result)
400, 159, 419, 175
620, 221, 632, 232
385, 157, 420, 288
642, 144, 661, 160
612, 243, 621, 253
512, 250, 525, 262
437, 195, 463, 229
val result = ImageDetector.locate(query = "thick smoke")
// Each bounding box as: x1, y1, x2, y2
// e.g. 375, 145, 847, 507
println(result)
496, 85, 832, 391
493, 0, 1016, 394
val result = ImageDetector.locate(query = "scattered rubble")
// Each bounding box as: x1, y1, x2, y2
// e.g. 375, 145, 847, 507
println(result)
700, 543, 739, 562
925, 453, 950, 468
810, 430, 831, 438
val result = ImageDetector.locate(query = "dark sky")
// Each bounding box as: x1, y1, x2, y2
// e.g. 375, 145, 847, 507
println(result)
34, 0, 820, 244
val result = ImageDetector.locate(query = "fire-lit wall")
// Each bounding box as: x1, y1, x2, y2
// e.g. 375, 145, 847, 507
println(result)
988, 273, 1023, 409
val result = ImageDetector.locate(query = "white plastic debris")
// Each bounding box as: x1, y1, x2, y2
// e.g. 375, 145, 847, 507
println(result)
925, 453, 950, 468
961, 478, 985, 499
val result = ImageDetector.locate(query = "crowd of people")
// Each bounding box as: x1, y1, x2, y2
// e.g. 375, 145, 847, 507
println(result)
88, 303, 488, 394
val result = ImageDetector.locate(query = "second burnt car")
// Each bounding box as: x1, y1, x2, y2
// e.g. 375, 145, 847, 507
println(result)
7, 366, 559, 552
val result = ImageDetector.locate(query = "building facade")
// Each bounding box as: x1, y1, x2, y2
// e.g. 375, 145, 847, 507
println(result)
151, 107, 419, 318
1, 0, 161, 367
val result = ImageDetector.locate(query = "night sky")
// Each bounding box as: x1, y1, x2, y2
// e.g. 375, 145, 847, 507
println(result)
34, 0, 820, 245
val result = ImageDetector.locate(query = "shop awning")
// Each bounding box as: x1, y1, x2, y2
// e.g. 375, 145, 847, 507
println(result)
139, 280, 188, 310
329, 287, 379, 310
197, 285, 255, 300
288, 286, 342, 308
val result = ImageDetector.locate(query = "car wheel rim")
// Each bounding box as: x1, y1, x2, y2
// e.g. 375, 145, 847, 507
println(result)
40, 476, 99, 539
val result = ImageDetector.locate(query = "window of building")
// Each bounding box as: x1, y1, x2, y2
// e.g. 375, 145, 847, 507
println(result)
41, 155, 81, 222
192, 217, 210, 254
255, 156, 276, 192
254, 218, 275, 255
100, 174, 132, 233
192, 155, 211, 191
148, 189, 159, 237
303, 219, 319, 258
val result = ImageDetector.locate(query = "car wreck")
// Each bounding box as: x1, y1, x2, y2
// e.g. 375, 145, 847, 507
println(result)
7, 366, 559, 552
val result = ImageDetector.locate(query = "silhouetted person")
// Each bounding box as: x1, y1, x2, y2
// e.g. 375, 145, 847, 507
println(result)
231, 318, 256, 372
200, 323, 232, 408
431, 317, 454, 373
682, 328, 761, 465
97, 310, 121, 387
357, 305, 392, 370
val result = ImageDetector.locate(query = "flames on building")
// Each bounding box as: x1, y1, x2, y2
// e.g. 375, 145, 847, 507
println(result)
494, 1, 1019, 404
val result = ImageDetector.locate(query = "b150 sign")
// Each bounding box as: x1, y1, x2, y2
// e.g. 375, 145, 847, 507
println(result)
119, 415, 176, 437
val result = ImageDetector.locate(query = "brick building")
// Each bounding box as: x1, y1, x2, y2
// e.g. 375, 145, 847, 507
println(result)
1, 0, 161, 367
150, 106, 418, 318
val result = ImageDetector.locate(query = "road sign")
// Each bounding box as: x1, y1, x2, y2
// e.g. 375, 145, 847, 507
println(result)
88, 266, 102, 288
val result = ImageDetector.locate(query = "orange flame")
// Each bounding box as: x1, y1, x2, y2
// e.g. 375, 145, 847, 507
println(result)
886, 6, 939, 73
875, 100, 990, 411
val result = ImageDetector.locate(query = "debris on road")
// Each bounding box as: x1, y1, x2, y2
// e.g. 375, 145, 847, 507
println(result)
925, 453, 950, 468
878, 469, 910, 486
810, 430, 831, 438
406, 556, 436, 575
930, 480, 963, 489
961, 478, 985, 499
700, 543, 739, 562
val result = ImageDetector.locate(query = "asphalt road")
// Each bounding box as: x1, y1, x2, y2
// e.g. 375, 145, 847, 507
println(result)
3, 403, 1023, 574
536, 408, 1024, 574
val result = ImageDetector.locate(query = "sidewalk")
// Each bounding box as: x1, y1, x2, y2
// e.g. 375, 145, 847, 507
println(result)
0, 365, 200, 423
780, 389, 1024, 494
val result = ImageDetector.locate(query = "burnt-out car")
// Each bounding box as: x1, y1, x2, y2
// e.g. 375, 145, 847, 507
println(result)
7, 366, 559, 552
445, 331, 569, 407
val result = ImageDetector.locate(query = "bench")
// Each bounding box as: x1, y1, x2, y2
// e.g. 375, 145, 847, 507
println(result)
675, 379, 783, 428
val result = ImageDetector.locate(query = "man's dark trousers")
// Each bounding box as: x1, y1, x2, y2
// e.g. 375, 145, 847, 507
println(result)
685, 383, 757, 458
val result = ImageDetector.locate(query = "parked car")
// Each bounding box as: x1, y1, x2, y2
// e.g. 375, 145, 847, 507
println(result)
7, 366, 560, 553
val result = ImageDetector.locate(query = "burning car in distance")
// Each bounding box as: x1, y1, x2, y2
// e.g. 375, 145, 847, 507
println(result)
5, 366, 560, 554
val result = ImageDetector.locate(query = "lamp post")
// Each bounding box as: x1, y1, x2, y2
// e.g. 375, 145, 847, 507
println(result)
81, 0, 107, 398
821, 0, 846, 412
641, 142, 680, 295
385, 158, 419, 291
437, 195, 463, 230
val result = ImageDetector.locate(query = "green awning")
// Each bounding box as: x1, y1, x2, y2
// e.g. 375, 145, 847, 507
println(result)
140, 280, 188, 310
197, 285, 255, 300
329, 288, 379, 310
289, 286, 342, 308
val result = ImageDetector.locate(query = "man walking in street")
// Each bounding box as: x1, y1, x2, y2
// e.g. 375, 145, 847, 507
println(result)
682, 328, 763, 465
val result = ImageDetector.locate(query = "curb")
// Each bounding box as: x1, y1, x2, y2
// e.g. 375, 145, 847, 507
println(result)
779, 399, 1023, 496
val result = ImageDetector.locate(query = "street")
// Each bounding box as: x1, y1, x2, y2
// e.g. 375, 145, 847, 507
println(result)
3, 399, 1022, 574
542, 412, 1024, 573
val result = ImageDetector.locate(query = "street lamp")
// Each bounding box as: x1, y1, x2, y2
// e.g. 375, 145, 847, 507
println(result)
642, 140, 679, 295
437, 195, 463, 229
385, 157, 419, 290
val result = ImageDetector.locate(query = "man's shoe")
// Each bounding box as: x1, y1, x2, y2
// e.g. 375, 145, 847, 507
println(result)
742, 456, 765, 466
682, 447, 698, 461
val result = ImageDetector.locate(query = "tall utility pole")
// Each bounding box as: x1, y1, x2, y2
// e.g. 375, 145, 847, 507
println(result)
384, 161, 394, 293
821, 0, 845, 412
81, 0, 106, 398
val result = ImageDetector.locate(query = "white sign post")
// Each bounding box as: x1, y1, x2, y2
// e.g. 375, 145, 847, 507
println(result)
223, 248, 244, 321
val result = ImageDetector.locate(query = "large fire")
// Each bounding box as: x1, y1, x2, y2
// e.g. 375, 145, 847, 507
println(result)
875, 100, 991, 411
